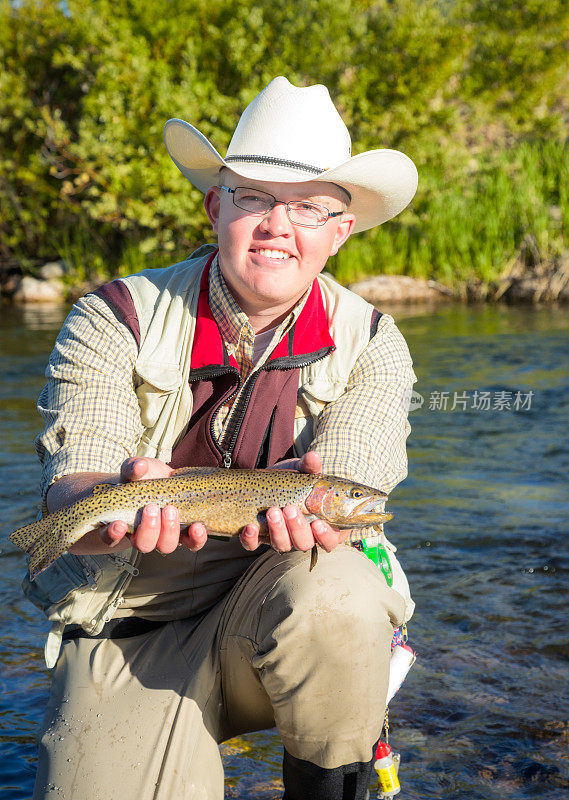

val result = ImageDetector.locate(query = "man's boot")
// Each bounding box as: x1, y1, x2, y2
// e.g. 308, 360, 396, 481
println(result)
282, 747, 374, 800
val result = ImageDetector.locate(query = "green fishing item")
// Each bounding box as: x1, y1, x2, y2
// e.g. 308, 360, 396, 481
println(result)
359, 537, 393, 587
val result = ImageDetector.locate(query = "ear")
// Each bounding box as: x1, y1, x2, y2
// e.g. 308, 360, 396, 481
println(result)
204, 187, 221, 232
330, 213, 356, 256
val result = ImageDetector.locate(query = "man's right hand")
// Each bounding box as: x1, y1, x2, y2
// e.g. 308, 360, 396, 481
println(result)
49, 458, 209, 556
99, 457, 210, 554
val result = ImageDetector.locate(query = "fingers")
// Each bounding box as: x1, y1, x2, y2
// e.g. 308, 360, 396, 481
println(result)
104, 504, 182, 554
272, 451, 322, 474
240, 524, 261, 551
100, 519, 130, 547
120, 457, 173, 483
180, 522, 208, 552
129, 504, 163, 553
155, 506, 181, 554
297, 451, 322, 474
266, 506, 315, 553
311, 520, 347, 553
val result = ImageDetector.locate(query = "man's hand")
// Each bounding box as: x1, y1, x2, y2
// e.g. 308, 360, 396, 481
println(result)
60, 458, 208, 555
239, 451, 351, 554
101, 457, 208, 554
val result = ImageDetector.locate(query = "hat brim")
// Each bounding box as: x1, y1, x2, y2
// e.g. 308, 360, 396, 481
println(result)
164, 119, 418, 233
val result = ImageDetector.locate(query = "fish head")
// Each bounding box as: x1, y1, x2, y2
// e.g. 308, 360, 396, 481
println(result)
304, 478, 393, 528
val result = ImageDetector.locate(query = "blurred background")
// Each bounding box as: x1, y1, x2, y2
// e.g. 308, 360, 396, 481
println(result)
1, 2, 568, 799
1, 0, 568, 297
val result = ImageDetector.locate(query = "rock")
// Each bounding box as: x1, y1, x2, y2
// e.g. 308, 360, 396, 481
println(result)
38, 260, 67, 280
67, 278, 104, 301
13, 275, 65, 303
494, 252, 569, 304
348, 274, 453, 304
1, 273, 21, 296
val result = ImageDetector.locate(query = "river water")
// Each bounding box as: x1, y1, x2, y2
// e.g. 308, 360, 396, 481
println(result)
1, 302, 567, 800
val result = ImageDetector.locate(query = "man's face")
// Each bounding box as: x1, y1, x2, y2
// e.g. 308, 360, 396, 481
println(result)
204, 174, 355, 323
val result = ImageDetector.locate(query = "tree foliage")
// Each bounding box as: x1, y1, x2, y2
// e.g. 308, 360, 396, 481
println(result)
0, 0, 567, 281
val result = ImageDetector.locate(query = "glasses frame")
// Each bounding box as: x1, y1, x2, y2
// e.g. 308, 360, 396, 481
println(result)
219, 185, 344, 228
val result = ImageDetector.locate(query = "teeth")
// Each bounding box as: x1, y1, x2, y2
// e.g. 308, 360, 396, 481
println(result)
257, 249, 290, 259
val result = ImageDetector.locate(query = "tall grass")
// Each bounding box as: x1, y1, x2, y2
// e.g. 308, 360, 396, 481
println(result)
329, 141, 568, 289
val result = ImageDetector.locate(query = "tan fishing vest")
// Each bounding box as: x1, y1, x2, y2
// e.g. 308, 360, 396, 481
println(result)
24, 247, 412, 667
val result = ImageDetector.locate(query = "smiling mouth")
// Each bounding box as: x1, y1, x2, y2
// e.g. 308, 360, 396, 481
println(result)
251, 248, 292, 260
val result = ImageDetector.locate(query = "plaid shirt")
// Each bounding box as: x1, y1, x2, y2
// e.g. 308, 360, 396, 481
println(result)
208, 258, 309, 446
36, 261, 416, 499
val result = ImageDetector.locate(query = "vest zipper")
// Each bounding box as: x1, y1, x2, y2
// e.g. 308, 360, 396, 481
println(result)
188, 366, 241, 469
112, 555, 140, 576
216, 347, 332, 467
199, 347, 333, 469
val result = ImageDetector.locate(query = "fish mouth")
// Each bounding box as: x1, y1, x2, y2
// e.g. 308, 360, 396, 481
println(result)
354, 496, 387, 515
325, 497, 392, 528
341, 497, 392, 526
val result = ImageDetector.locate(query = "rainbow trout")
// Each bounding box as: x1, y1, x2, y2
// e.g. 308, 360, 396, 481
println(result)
10, 467, 392, 579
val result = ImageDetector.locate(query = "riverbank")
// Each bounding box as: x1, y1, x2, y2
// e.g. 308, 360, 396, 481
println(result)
2, 254, 568, 307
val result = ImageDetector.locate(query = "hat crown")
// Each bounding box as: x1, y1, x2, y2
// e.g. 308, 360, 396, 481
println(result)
226, 77, 352, 175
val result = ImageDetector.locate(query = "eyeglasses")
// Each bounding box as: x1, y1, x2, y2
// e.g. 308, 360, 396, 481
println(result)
220, 186, 344, 228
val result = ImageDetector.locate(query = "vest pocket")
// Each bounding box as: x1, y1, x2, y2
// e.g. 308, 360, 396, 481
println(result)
22, 553, 89, 610
135, 361, 182, 428
297, 378, 347, 419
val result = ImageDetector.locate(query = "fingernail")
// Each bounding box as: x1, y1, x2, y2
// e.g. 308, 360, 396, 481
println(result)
146, 504, 159, 518
267, 509, 280, 522
164, 506, 177, 520
313, 521, 326, 534
283, 507, 296, 520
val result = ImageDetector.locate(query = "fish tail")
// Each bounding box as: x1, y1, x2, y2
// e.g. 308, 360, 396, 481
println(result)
9, 516, 53, 552
9, 513, 66, 579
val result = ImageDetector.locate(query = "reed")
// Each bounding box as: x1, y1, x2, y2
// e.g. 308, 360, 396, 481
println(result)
329, 141, 568, 290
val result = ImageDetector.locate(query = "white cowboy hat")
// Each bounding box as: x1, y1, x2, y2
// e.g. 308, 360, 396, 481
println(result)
164, 76, 418, 233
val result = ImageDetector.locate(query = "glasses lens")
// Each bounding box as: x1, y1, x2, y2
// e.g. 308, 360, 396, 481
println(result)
287, 202, 327, 227
233, 188, 273, 214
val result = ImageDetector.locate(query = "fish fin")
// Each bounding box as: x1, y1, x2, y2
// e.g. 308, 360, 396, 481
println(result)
309, 544, 318, 571
91, 482, 116, 495
10, 516, 60, 579
206, 531, 234, 542
28, 550, 57, 580
170, 466, 221, 477
9, 516, 52, 552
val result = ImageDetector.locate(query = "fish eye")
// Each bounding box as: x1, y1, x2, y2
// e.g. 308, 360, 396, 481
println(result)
351, 489, 364, 499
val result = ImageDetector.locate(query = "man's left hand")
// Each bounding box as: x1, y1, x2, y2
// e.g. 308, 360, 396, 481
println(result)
239, 451, 351, 554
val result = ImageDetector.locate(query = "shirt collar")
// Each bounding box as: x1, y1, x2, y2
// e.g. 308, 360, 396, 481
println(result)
209, 255, 311, 357
190, 252, 335, 372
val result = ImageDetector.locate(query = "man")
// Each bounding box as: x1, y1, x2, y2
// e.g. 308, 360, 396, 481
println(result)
27, 77, 417, 799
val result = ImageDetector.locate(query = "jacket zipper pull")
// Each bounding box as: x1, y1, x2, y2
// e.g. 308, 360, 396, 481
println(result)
223, 451, 232, 469
113, 556, 140, 576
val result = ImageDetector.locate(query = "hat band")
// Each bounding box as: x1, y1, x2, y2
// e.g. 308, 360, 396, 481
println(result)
225, 154, 323, 175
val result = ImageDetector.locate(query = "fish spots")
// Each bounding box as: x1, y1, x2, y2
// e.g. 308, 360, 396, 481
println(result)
11, 469, 390, 576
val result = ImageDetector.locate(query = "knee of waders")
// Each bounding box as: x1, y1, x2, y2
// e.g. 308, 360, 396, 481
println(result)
282, 747, 375, 800
255, 547, 403, 668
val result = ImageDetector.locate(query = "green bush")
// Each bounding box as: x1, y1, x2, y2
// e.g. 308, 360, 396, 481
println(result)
0, 0, 567, 285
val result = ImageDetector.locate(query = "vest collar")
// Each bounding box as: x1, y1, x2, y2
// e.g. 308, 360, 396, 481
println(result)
190, 251, 336, 372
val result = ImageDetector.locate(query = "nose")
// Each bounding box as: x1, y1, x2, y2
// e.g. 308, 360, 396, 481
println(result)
258, 201, 293, 236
